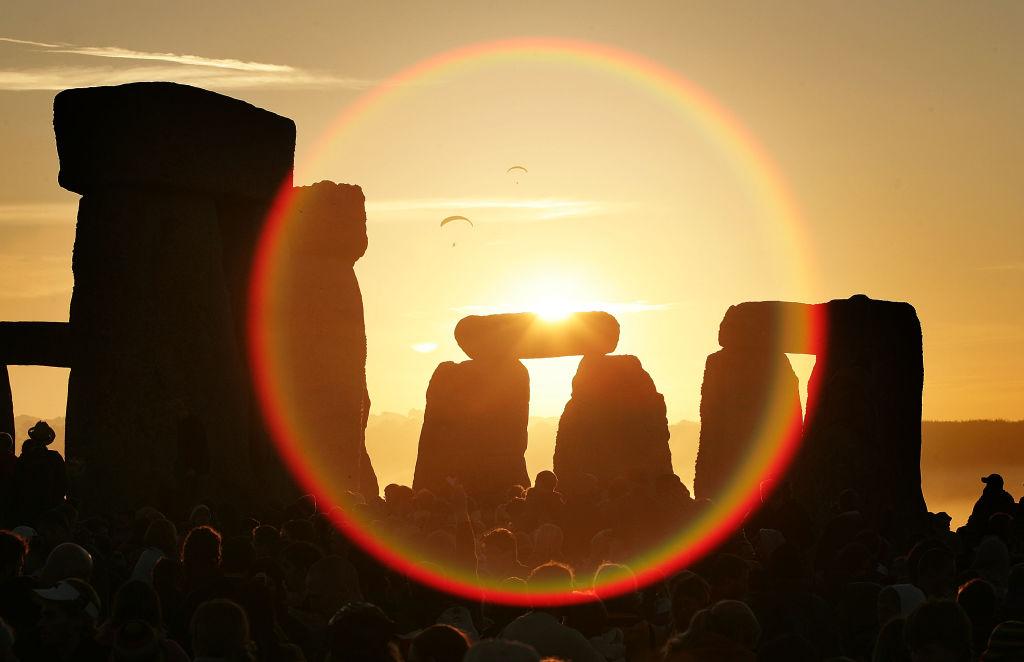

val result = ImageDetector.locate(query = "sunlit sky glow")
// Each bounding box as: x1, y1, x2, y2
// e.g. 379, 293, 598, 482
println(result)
1, 2, 1022, 425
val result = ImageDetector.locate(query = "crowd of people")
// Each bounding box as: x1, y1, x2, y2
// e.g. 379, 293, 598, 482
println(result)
3, 420, 1024, 661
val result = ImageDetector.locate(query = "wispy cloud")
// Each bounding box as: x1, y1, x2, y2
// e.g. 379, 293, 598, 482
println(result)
976, 262, 1024, 272
0, 35, 376, 90
0, 203, 77, 225
366, 198, 611, 223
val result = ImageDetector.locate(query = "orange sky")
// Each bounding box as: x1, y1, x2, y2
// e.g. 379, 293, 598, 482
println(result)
1, 2, 1022, 424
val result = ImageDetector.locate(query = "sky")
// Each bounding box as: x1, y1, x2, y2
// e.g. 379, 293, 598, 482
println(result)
1, 1, 1022, 426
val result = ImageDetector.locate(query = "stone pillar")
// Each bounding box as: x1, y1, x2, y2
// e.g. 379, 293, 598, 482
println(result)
54, 82, 295, 511
413, 359, 530, 504
794, 295, 926, 526
554, 355, 673, 486
1, 365, 12, 440
694, 348, 802, 500
266, 182, 377, 498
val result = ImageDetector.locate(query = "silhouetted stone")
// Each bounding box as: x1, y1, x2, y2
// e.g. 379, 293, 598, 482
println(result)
794, 295, 925, 526
695, 294, 926, 530
455, 311, 619, 360
413, 359, 529, 503
54, 82, 294, 198
268, 181, 377, 497
0, 322, 72, 367
554, 355, 673, 485
55, 83, 295, 511
718, 301, 819, 354
694, 348, 802, 500
1, 365, 12, 439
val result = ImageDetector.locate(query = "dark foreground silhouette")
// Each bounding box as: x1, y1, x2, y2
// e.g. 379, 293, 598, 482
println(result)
3, 428, 1024, 662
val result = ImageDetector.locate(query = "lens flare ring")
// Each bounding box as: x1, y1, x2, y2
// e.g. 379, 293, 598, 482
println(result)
249, 37, 824, 606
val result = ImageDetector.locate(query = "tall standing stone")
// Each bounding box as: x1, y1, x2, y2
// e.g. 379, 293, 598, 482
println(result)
694, 348, 802, 500
554, 355, 673, 486
54, 82, 295, 510
413, 359, 530, 503
268, 182, 377, 497
794, 295, 926, 526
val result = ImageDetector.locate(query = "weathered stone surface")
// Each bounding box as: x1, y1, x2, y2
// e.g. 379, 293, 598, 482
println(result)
554, 355, 673, 485
718, 301, 818, 354
56, 84, 296, 511
696, 294, 926, 529
413, 359, 530, 502
54, 83, 295, 199
455, 311, 619, 360
792, 295, 925, 525
267, 182, 376, 497
694, 348, 802, 500
65, 190, 252, 508
0, 322, 72, 367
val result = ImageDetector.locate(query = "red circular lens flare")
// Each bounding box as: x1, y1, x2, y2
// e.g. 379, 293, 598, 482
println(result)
248, 37, 824, 606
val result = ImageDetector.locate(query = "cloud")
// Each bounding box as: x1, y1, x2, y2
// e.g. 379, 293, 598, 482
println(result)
0, 203, 78, 225
366, 198, 611, 223
0, 35, 376, 90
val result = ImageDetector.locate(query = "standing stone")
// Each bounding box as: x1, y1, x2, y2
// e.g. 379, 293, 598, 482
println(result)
267, 182, 377, 497
413, 359, 529, 503
694, 348, 802, 500
54, 82, 295, 511
793, 295, 926, 526
1, 365, 12, 440
554, 355, 673, 486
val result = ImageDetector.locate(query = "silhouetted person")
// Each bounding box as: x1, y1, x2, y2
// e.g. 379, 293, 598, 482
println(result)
189, 599, 254, 662
33, 578, 109, 661
479, 528, 530, 581
524, 470, 565, 529
12, 422, 66, 524
408, 624, 470, 662
967, 474, 1016, 536
903, 600, 972, 662
663, 599, 761, 662
326, 601, 400, 662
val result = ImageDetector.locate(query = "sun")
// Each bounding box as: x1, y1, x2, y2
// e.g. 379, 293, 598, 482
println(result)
506, 272, 597, 322
532, 295, 577, 321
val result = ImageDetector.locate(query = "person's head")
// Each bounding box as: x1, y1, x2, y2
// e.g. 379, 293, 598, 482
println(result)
708, 553, 750, 601
957, 579, 997, 649
670, 571, 711, 633
0, 530, 28, 580
142, 518, 177, 558
282, 518, 316, 544
481, 528, 519, 567
0, 432, 13, 456
532, 523, 563, 561
408, 624, 470, 662
38, 542, 92, 586
981, 620, 1024, 660
251, 524, 280, 558
305, 556, 362, 618
528, 561, 574, 593
182, 525, 222, 573
534, 471, 557, 493
111, 579, 162, 629
677, 599, 760, 651
873, 618, 910, 662
903, 600, 971, 662
221, 535, 256, 577
34, 578, 102, 650
111, 619, 162, 662
327, 601, 399, 662
27, 421, 56, 446
190, 599, 252, 660
463, 639, 541, 662
917, 547, 957, 599
281, 541, 324, 594
879, 584, 927, 626
593, 562, 641, 615
981, 474, 1004, 491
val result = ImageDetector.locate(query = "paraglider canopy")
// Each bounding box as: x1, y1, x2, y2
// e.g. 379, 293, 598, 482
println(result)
506, 165, 528, 174
440, 215, 473, 228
